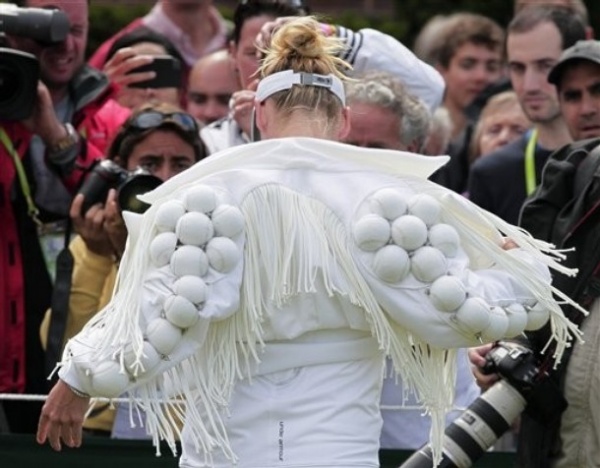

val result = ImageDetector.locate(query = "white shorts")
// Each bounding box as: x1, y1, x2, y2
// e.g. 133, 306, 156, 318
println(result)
179, 356, 384, 468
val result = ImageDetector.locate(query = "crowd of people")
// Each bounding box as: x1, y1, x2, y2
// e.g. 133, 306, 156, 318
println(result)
1, 0, 599, 467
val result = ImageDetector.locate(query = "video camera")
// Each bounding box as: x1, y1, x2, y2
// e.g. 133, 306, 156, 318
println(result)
0, 4, 70, 120
78, 159, 162, 215
400, 341, 547, 468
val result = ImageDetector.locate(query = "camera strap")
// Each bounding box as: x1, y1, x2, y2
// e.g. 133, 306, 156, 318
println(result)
44, 160, 107, 381
0, 128, 41, 225
44, 222, 74, 382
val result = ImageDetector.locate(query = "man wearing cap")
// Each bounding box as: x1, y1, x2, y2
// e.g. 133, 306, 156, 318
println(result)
470, 39, 600, 468
513, 41, 600, 467
548, 39, 600, 141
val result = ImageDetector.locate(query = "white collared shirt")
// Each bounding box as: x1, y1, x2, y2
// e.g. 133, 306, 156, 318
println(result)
142, 2, 228, 66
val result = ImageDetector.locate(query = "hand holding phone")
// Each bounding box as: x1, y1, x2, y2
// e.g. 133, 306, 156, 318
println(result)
127, 55, 182, 89
103, 47, 155, 87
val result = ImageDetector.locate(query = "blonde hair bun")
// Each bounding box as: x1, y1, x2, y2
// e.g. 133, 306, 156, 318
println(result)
260, 16, 349, 78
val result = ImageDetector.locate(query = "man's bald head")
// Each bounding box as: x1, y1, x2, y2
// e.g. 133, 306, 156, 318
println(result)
187, 50, 239, 125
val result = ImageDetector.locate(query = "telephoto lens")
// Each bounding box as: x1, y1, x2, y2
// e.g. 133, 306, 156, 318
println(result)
117, 170, 162, 214
78, 160, 162, 215
399, 380, 525, 468
0, 5, 70, 120
0, 4, 69, 43
399, 342, 541, 468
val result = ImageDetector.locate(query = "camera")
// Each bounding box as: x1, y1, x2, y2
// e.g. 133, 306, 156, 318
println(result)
78, 160, 162, 215
0, 4, 70, 120
399, 342, 543, 468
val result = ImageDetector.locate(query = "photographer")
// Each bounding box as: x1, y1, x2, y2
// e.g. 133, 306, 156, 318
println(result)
102, 27, 186, 110
469, 39, 600, 468
0, 0, 129, 433
39, 103, 205, 437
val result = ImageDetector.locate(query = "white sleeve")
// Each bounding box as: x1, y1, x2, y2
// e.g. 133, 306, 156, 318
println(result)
58, 263, 242, 396
351, 187, 562, 349
360, 246, 547, 349
58, 185, 246, 398
337, 26, 445, 112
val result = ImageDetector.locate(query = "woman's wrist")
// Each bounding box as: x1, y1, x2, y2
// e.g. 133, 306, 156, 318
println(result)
64, 381, 90, 399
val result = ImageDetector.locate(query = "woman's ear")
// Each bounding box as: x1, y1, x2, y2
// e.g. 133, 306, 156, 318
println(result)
255, 99, 268, 136
337, 106, 351, 140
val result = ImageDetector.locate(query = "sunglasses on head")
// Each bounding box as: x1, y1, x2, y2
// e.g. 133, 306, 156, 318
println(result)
127, 111, 199, 135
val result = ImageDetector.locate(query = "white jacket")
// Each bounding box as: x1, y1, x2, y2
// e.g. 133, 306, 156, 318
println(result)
337, 26, 444, 111
59, 138, 579, 467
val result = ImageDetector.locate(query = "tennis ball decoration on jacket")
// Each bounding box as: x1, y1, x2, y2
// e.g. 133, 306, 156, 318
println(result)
122, 340, 162, 378
142, 184, 246, 359
353, 213, 391, 252
352, 187, 538, 342
155, 199, 186, 232
90, 360, 130, 398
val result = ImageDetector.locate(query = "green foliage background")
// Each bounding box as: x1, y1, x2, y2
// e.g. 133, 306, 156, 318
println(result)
88, 1, 600, 57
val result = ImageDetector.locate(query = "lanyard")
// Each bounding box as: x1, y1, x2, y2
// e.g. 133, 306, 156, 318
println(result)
524, 129, 538, 196
0, 127, 42, 225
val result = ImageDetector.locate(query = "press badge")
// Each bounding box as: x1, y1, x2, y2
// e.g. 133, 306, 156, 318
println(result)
38, 220, 69, 282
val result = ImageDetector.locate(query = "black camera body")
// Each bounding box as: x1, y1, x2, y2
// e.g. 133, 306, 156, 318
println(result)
400, 342, 544, 468
0, 4, 69, 120
0, 47, 39, 121
78, 160, 162, 215
482, 341, 542, 394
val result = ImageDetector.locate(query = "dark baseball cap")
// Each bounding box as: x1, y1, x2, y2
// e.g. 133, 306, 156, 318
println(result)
548, 40, 600, 86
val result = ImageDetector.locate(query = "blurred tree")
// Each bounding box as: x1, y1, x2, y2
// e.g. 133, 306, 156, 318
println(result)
391, 0, 512, 48
390, 0, 599, 49
86, 1, 599, 61
87, 4, 150, 59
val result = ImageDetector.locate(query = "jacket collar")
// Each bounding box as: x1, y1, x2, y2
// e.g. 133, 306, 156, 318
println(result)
68, 64, 114, 112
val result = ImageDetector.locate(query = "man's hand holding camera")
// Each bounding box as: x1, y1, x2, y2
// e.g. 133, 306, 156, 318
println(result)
469, 343, 500, 390
469, 237, 520, 389
103, 47, 155, 89
103, 190, 127, 260
21, 80, 79, 160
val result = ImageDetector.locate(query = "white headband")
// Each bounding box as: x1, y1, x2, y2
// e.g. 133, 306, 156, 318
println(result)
256, 70, 346, 105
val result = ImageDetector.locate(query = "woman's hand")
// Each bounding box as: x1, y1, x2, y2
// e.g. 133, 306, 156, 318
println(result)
36, 379, 90, 451
254, 17, 297, 52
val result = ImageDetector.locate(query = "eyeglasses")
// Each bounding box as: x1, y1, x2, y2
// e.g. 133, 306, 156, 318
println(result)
127, 111, 199, 135
188, 92, 233, 107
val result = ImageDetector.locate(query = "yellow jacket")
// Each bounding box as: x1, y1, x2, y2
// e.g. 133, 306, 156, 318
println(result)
40, 235, 117, 432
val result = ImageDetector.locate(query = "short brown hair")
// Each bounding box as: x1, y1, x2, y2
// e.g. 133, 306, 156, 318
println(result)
508, 5, 587, 51
431, 13, 505, 69
514, 0, 589, 26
